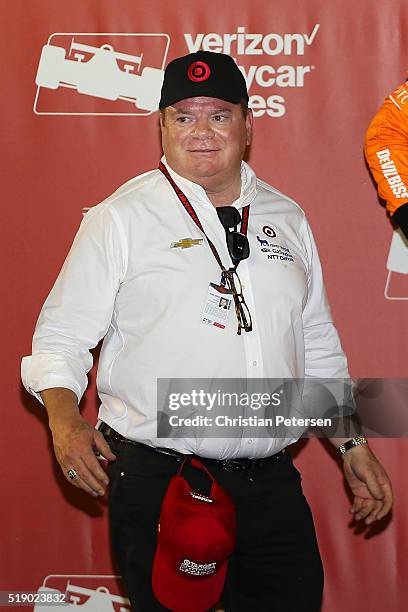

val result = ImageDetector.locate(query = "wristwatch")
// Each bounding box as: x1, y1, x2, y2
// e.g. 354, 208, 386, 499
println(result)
338, 436, 368, 455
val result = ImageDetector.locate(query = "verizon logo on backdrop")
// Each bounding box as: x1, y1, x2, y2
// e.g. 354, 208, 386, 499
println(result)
34, 574, 131, 611
184, 24, 320, 118
33, 25, 319, 118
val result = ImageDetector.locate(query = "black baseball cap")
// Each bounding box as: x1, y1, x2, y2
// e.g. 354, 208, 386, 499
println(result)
159, 51, 249, 109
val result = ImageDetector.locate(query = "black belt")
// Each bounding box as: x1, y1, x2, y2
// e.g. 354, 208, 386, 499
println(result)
98, 421, 285, 472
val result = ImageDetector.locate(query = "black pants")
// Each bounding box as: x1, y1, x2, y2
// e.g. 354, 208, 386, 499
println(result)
107, 440, 323, 612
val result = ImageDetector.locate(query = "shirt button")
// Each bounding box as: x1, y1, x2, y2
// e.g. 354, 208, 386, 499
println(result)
247, 439, 253, 444
252, 360, 257, 366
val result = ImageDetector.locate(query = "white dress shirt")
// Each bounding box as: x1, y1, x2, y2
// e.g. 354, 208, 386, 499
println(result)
21, 158, 349, 459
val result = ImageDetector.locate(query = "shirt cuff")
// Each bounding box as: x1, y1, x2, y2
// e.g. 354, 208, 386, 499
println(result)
21, 355, 85, 405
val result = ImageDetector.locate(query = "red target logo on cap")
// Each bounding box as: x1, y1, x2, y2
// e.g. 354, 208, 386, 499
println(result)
187, 61, 211, 82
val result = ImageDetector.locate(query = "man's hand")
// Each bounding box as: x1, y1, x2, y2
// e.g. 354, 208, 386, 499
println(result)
41, 388, 116, 497
51, 415, 116, 497
342, 445, 393, 525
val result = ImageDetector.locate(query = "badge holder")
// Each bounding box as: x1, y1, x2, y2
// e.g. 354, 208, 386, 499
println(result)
201, 282, 233, 329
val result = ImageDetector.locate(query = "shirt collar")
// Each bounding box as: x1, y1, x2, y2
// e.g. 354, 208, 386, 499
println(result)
160, 156, 257, 210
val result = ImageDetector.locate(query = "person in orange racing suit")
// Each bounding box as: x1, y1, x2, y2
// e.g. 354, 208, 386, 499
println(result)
365, 79, 408, 238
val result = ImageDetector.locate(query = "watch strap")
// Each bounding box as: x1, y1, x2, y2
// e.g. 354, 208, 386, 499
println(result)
338, 436, 368, 455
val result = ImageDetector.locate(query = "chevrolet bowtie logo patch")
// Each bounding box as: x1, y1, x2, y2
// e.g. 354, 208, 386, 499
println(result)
170, 238, 203, 249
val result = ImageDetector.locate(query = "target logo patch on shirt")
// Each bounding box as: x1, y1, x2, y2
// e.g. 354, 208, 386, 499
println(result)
262, 225, 277, 238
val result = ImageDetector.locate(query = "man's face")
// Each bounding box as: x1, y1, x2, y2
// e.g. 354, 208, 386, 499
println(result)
160, 97, 253, 188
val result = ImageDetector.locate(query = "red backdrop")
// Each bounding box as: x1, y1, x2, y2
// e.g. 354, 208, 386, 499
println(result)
2, 1, 406, 610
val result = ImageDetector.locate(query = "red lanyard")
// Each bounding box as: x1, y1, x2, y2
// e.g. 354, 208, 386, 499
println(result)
159, 161, 250, 274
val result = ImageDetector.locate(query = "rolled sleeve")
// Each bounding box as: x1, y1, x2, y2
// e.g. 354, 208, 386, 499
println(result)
21, 203, 127, 404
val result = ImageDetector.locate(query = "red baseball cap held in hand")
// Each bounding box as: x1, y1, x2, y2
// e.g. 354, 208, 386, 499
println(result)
152, 458, 236, 612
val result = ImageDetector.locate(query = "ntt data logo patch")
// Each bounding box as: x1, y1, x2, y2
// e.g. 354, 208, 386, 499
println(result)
33, 33, 170, 116
34, 574, 130, 611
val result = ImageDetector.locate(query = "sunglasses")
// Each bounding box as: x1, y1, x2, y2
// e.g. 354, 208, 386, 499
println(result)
217, 206, 250, 266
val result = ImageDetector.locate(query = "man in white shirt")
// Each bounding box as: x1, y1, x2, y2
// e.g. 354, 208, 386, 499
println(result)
22, 51, 392, 611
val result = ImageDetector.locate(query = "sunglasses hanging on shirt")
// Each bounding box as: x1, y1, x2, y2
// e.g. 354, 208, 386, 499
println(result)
216, 206, 250, 266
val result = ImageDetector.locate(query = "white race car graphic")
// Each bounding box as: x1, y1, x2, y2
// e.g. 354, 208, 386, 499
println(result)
35, 39, 164, 111
384, 228, 408, 300
34, 579, 131, 611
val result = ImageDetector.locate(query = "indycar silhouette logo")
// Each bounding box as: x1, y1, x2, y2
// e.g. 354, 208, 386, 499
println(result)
384, 228, 408, 300
34, 33, 169, 115
34, 574, 131, 611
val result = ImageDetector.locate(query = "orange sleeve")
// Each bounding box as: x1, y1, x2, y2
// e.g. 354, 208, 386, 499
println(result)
364, 82, 408, 217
